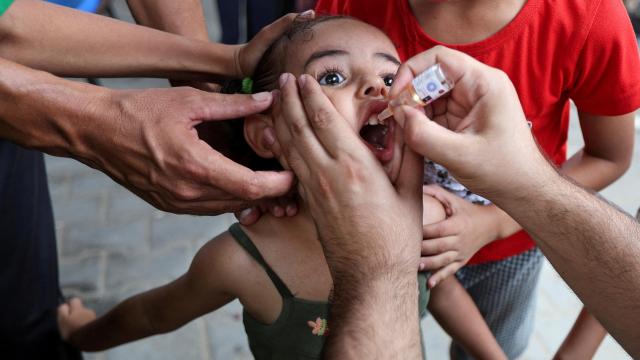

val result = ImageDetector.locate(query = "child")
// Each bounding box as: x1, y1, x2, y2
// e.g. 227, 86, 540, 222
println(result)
553, 308, 607, 359
58, 16, 506, 360
60, 17, 504, 359
316, 0, 640, 358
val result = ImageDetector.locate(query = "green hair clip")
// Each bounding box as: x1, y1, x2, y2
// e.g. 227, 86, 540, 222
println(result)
241, 77, 254, 94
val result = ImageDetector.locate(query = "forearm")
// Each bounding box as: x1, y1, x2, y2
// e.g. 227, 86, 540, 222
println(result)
127, 0, 208, 40
560, 149, 630, 191
326, 273, 423, 359
492, 166, 640, 357
0, 57, 112, 157
561, 112, 635, 191
0, 0, 238, 79
69, 296, 157, 351
429, 277, 506, 359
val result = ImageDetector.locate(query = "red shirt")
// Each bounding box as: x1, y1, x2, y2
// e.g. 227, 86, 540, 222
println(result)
316, 0, 640, 264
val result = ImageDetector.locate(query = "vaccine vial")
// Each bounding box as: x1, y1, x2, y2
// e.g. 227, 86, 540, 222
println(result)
378, 63, 454, 121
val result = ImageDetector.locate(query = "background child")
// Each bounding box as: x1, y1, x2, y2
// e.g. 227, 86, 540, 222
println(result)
58, 16, 505, 360
315, 0, 640, 357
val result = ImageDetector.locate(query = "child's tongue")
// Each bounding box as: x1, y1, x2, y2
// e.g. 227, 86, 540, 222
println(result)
360, 124, 388, 149
359, 119, 394, 163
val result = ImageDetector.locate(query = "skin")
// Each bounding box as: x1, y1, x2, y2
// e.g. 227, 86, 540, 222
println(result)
270, 40, 640, 358
58, 20, 421, 357
122, 0, 308, 216
273, 23, 425, 359
407, 0, 635, 286
0, 1, 303, 215
553, 308, 608, 360
392, 46, 640, 357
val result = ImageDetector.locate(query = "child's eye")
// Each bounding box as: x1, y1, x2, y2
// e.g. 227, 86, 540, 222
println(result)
383, 75, 394, 87
318, 72, 346, 86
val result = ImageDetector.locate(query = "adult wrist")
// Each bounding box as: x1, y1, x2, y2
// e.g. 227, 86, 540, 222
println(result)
1, 62, 114, 161
193, 40, 239, 80
490, 159, 561, 219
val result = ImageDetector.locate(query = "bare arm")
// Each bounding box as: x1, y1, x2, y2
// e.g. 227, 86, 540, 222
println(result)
63, 234, 240, 351
428, 277, 507, 360
126, 0, 209, 40
493, 166, 640, 356
395, 45, 640, 357
0, 0, 236, 79
421, 110, 636, 284
0, 58, 293, 214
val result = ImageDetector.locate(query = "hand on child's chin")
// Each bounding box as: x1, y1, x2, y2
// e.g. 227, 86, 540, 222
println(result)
235, 195, 300, 225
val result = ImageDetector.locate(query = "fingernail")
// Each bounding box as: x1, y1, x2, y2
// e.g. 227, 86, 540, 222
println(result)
298, 74, 307, 89
279, 73, 290, 88
286, 204, 297, 216
274, 206, 284, 217
239, 208, 252, 219
263, 127, 276, 147
299, 9, 315, 18
251, 91, 271, 102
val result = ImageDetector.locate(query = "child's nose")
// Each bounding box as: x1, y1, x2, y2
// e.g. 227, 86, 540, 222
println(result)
360, 77, 388, 98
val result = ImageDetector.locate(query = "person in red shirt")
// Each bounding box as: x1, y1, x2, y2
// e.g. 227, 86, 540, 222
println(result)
315, 0, 640, 358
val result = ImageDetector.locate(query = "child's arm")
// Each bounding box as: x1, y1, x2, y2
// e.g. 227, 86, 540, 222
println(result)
553, 307, 607, 360
561, 111, 635, 191
428, 276, 508, 360
58, 233, 242, 351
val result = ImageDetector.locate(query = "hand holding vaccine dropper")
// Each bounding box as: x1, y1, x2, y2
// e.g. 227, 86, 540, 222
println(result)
378, 64, 454, 121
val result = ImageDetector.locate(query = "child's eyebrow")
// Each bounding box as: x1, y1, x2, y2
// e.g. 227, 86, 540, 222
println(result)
304, 49, 349, 71
375, 52, 401, 66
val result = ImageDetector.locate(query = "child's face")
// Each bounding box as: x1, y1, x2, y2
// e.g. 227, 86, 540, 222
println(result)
281, 19, 404, 182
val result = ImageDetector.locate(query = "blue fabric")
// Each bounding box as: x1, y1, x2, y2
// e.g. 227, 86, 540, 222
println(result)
452, 247, 544, 359
0, 142, 80, 359
46, 0, 101, 13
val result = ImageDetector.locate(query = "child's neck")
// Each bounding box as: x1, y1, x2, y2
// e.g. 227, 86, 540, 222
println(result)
409, 0, 527, 44
248, 201, 320, 246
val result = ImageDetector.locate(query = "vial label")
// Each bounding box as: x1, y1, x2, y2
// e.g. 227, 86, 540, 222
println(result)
411, 64, 453, 104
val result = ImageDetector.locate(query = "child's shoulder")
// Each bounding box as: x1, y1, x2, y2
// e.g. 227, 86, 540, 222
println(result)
188, 227, 268, 297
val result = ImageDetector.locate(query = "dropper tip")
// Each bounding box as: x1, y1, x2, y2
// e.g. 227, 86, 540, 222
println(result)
377, 108, 393, 121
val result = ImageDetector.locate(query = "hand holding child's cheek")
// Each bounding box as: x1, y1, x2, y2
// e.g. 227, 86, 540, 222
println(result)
57, 298, 96, 341
420, 185, 500, 288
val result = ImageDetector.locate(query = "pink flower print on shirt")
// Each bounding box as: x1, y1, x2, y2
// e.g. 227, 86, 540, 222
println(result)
307, 317, 329, 336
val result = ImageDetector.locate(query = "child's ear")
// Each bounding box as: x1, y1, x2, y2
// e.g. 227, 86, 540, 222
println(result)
244, 113, 276, 158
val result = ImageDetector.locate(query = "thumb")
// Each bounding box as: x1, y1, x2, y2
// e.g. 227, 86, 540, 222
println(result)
398, 105, 466, 165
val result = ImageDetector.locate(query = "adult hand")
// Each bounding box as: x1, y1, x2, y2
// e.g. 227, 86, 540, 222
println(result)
274, 72, 424, 359
274, 73, 424, 276
233, 11, 314, 78
390, 46, 546, 199
83, 87, 294, 215
420, 184, 499, 287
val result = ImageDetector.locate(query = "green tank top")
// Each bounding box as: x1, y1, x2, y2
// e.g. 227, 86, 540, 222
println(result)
229, 223, 429, 360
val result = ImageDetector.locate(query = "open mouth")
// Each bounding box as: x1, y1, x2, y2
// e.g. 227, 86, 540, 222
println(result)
359, 102, 395, 163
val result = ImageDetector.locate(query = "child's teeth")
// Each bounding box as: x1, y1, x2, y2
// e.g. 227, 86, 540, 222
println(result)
368, 116, 379, 125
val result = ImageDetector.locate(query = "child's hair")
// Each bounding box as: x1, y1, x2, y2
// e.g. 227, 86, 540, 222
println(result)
207, 15, 352, 171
